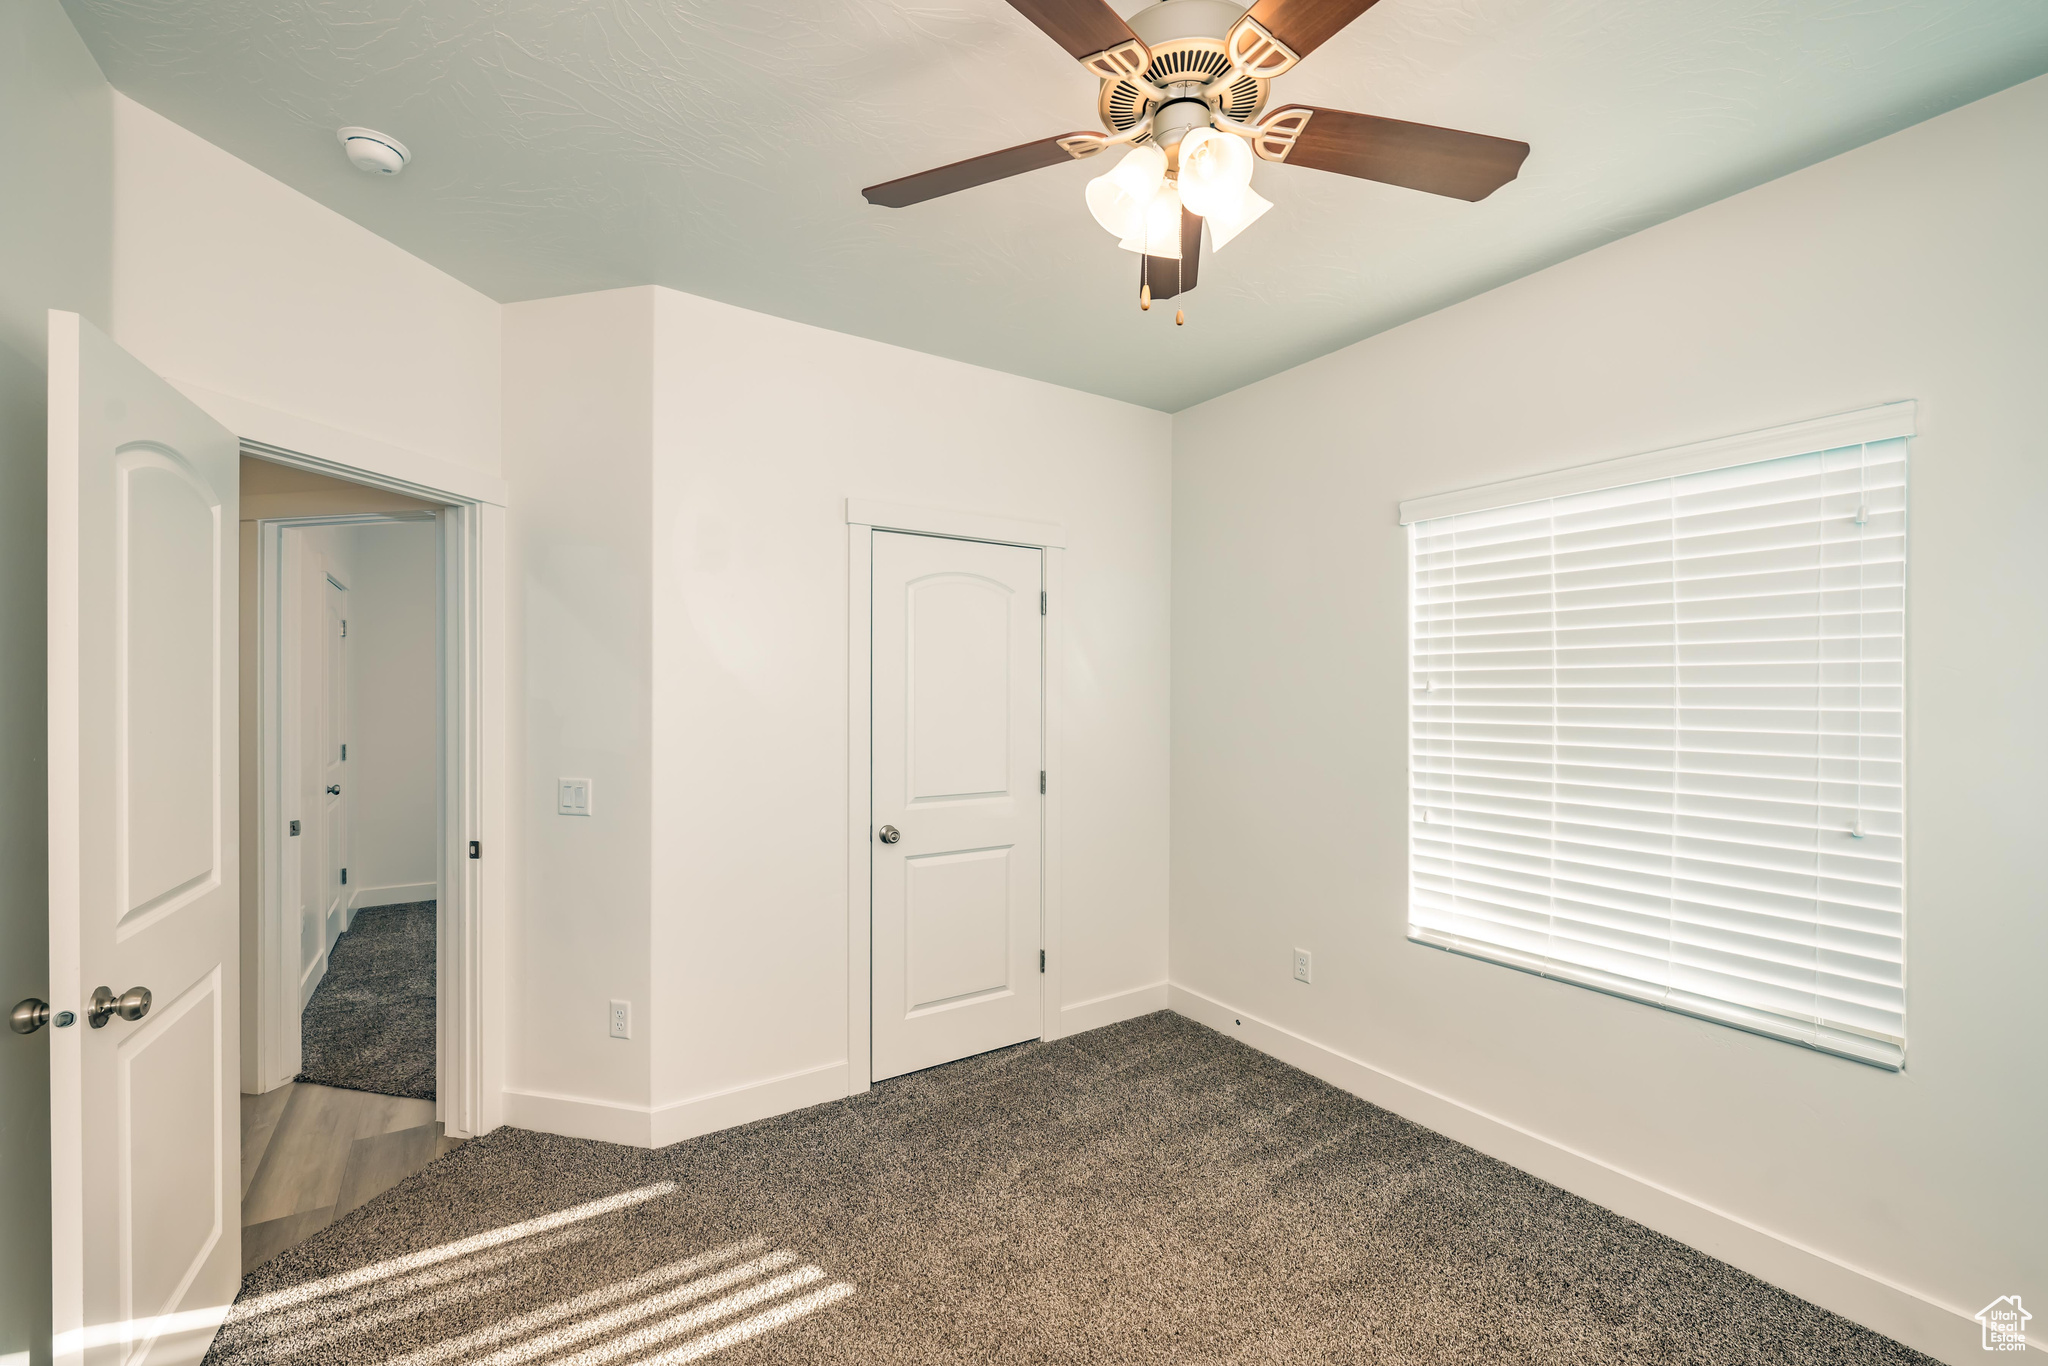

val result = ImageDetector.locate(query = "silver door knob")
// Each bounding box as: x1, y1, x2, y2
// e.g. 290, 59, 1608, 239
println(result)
877, 825, 901, 844
87, 986, 151, 1029
11, 999, 74, 1034
326, 784, 341, 795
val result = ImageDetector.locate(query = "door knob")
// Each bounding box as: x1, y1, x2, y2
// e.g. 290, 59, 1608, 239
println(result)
877, 825, 901, 844
87, 986, 151, 1029
326, 784, 341, 795
10, 999, 75, 1034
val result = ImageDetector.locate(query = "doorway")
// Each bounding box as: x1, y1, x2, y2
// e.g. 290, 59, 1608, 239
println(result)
846, 502, 1069, 1087
236, 463, 454, 1271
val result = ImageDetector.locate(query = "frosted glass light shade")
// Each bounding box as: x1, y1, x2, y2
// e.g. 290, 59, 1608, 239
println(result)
1085, 145, 1168, 241
1086, 176, 1149, 241
1117, 183, 1183, 259
1204, 186, 1272, 251
1107, 143, 1166, 197
1175, 128, 1253, 218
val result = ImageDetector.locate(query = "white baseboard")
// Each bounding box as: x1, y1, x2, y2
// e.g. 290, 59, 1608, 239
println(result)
651, 1062, 848, 1148
1055, 981, 1168, 1038
1167, 983, 1995, 1366
501, 1086, 659, 1148
348, 881, 437, 925
298, 952, 325, 1010
501, 1061, 850, 1151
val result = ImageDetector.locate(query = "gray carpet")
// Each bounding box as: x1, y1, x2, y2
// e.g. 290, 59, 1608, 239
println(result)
217, 1012, 1930, 1365
296, 900, 436, 1101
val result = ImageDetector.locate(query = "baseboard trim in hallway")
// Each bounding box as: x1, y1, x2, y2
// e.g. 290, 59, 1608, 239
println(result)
346, 881, 436, 926
1164, 982, 1993, 1366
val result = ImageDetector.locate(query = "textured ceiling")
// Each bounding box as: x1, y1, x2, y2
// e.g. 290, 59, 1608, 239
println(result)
61, 0, 2048, 410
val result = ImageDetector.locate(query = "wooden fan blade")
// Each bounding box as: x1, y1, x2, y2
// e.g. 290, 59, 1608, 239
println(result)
862, 134, 1103, 208
1006, 0, 1152, 77
1143, 208, 1204, 300
1259, 105, 1529, 201
1234, 0, 1384, 65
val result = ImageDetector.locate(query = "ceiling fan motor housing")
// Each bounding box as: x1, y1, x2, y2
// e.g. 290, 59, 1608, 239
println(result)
1100, 0, 1268, 155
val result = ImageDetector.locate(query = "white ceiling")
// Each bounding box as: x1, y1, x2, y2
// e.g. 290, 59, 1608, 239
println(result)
61, 0, 2048, 411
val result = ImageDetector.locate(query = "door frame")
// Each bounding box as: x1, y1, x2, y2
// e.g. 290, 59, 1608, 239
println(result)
843, 499, 1067, 1093
242, 436, 504, 1140
252, 513, 425, 1094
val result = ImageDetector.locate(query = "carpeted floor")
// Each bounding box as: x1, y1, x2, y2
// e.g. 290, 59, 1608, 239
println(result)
296, 900, 436, 1101
217, 1012, 1930, 1365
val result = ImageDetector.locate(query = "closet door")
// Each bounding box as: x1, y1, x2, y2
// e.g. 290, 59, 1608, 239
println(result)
869, 531, 1043, 1081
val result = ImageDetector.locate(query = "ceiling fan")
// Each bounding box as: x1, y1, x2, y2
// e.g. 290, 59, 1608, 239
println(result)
861, 0, 1530, 317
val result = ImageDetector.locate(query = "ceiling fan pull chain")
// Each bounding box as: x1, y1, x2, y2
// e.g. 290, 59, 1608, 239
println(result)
1140, 279, 1151, 311
1175, 308, 1185, 326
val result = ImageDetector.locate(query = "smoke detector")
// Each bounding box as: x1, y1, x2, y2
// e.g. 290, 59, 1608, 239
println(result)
337, 127, 409, 176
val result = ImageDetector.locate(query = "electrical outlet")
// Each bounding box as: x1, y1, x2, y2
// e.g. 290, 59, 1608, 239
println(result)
608, 999, 631, 1040
558, 778, 593, 817
1292, 948, 1313, 985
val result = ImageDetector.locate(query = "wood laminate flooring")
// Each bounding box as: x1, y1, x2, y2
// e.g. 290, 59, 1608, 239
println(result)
239, 1081, 463, 1274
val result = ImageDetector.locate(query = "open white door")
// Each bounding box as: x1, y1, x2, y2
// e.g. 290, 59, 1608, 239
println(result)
47, 312, 241, 1366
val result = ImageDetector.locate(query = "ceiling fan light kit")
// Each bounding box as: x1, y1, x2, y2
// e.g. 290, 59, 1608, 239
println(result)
861, 0, 1531, 310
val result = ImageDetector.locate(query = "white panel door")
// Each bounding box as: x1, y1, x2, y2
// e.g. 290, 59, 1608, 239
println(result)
321, 578, 348, 940
47, 312, 240, 1366
871, 531, 1043, 1081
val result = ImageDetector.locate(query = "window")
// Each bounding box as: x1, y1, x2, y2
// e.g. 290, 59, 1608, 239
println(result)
1404, 407, 1910, 1069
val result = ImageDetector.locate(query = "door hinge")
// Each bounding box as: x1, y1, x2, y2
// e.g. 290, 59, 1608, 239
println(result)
1039, 949, 1046, 973
1040, 591, 1046, 616
340, 619, 348, 637
289, 819, 300, 836
340, 867, 348, 885
1039, 770, 1046, 794
469, 840, 481, 860
340, 743, 347, 761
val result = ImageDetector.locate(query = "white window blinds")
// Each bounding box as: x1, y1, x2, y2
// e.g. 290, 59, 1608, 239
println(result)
1408, 434, 1907, 1068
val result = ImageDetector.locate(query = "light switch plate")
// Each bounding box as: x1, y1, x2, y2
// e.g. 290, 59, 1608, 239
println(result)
1293, 948, 1313, 985
558, 777, 593, 816
609, 999, 631, 1040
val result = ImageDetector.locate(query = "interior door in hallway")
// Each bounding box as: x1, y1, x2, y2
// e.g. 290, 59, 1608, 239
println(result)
46, 311, 241, 1365
321, 577, 348, 944
870, 531, 1044, 1081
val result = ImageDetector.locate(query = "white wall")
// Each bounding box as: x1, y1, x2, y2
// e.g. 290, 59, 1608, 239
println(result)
502, 288, 657, 1131
499, 285, 1171, 1145
109, 94, 502, 481
647, 288, 1172, 1134
0, 10, 109, 1361
339, 520, 440, 909
1169, 74, 2048, 1365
